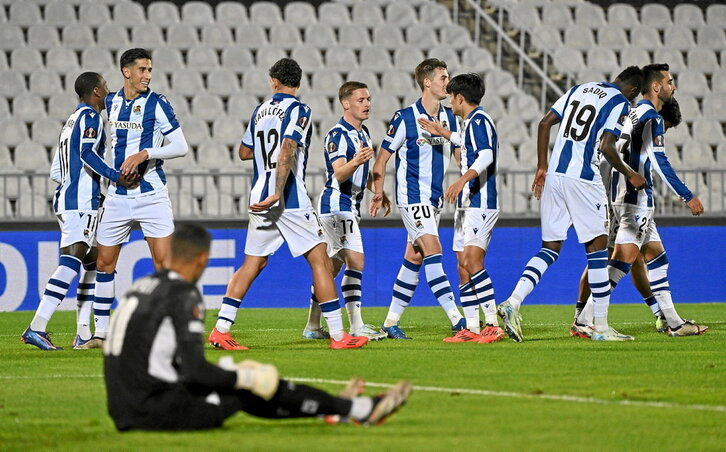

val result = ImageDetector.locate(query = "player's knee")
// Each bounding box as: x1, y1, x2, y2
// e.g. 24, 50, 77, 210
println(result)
62, 242, 89, 260
461, 258, 482, 276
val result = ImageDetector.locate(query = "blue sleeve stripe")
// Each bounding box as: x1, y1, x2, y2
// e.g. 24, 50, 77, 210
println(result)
652, 152, 693, 201
549, 107, 562, 120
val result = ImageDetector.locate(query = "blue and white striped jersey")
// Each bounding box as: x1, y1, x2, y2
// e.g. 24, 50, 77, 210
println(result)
318, 118, 371, 217
105, 88, 179, 196
51, 103, 116, 213
242, 93, 313, 211
458, 107, 499, 209
382, 98, 458, 207
611, 99, 693, 207
548, 82, 630, 184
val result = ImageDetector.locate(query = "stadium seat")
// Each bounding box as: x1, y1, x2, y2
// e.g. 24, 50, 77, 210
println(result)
325, 47, 358, 71
197, 140, 232, 170
269, 24, 302, 48
685, 49, 719, 77
692, 118, 725, 145
564, 24, 596, 50
112, 2, 146, 28
10, 47, 43, 74
130, 24, 164, 49
392, 47, 424, 74
406, 24, 438, 50
430, 45, 460, 72
574, 3, 607, 28
31, 118, 63, 148
14, 141, 50, 171
0, 144, 13, 169
0, 98, 9, 120
291, 47, 324, 70
284, 2, 317, 27
0, 25, 22, 52
206, 69, 240, 97
530, 25, 562, 52
641, 4, 672, 30
440, 24, 472, 50
235, 25, 268, 49
179, 116, 210, 146
212, 115, 244, 146
12, 95, 45, 123
166, 23, 199, 49
27, 25, 61, 51
508, 93, 541, 123
221, 47, 254, 74
191, 93, 225, 121
483, 94, 505, 120
255, 46, 287, 71
47, 93, 77, 121
215, 2, 248, 26
152, 47, 184, 72
680, 140, 715, 169
673, 4, 705, 30
352, 2, 384, 26
577, 70, 606, 84
346, 69, 381, 94
242, 70, 272, 96
249, 1, 283, 27
497, 115, 529, 146
676, 95, 701, 120
1, 118, 30, 148
461, 47, 495, 74
381, 70, 415, 93
630, 25, 662, 50
204, 193, 238, 217
597, 26, 628, 49
653, 48, 685, 74
706, 4, 726, 26
339, 24, 371, 48
487, 69, 520, 98
372, 25, 406, 50
80, 48, 115, 72
665, 121, 690, 146
147, 1, 180, 27
311, 70, 344, 92
44, 0, 77, 26
78, 2, 111, 27
587, 48, 618, 74
0, 70, 27, 98
542, 3, 573, 30
318, 3, 350, 25
202, 24, 233, 49
664, 25, 696, 52
97, 24, 130, 50
419, 2, 452, 28
181, 1, 215, 27
696, 26, 726, 53
300, 94, 332, 118
607, 3, 639, 29
9, 1, 41, 27
304, 24, 337, 49
386, 2, 418, 27
497, 142, 520, 171
507, 3, 541, 31
619, 46, 650, 68
365, 119, 388, 148
170, 188, 202, 217
702, 93, 726, 120
171, 69, 204, 97
187, 46, 220, 70
0, 53, 6, 72
552, 47, 585, 76
357, 47, 390, 73
60, 24, 95, 51
370, 94, 400, 121
16, 194, 52, 218
29, 70, 63, 98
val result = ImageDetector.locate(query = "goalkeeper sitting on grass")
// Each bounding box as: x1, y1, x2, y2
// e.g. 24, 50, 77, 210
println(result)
103, 223, 411, 431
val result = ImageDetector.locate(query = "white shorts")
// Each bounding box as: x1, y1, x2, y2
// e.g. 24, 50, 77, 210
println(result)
245, 207, 326, 258
452, 208, 499, 252
96, 189, 175, 246
612, 204, 661, 247
400, 204, 441, 243
540, 174, 608, 244
320, 212, 364, 260
56, 211, 98, 248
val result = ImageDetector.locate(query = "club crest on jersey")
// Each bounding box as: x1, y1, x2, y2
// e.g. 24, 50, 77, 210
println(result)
442, 120, 448, 129
83, 128, 97, 138
415, 220, 423, 229
327, 142, 337, 153
318, 228, 324, 237
133, 105, 142, 114
341, 235, 347, 244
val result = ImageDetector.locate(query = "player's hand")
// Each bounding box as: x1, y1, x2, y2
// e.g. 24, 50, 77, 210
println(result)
418, 117, 445, 135
117, 172, 140, 189
250, 193, 280, 212
445, 178, 466, 204
352, 145, 374, 166
120, 150, 149, 176
369, 192, 384, 217
531, 168, 547, 200
627, 172, 647, 191
382, 192, 392, 217
686, 197, 704, 216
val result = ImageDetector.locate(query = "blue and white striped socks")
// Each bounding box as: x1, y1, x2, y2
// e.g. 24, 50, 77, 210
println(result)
471, 269, 497, 325
510, 248, 559, 309
384, 259, 420, 327
31, 255, 82, 332
76, 263, 96, 340
319, 298, 344, 341
342, 269, 364, 331
459, 282, 479, 332
588, 249, 611, 331
423, 254, 462, 326
216, 296, 242, 333
647, 252, 684, 328
93, 270, 115, 339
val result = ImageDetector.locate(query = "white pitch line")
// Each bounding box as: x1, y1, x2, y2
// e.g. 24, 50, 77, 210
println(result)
1, 373, 724, 413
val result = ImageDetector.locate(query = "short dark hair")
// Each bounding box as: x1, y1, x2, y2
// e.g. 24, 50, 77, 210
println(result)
171, 224, 211, 261
119, 48, 152, 68
415, 58, 447, 90
269, 58, 302, 88
446, 73, 485, 106
74, 72, 103, 99
614, 65, 644, 94
338, 81, 368, 103
641, 63, 670, 94
660, 97, 682, 129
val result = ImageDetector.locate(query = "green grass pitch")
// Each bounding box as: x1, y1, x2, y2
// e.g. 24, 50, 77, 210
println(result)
1, 304, 725, 451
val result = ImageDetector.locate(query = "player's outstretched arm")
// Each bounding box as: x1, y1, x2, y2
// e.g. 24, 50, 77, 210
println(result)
599, 131, 646, 190
250, 137, 297, 211
369, 148, 392, 217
